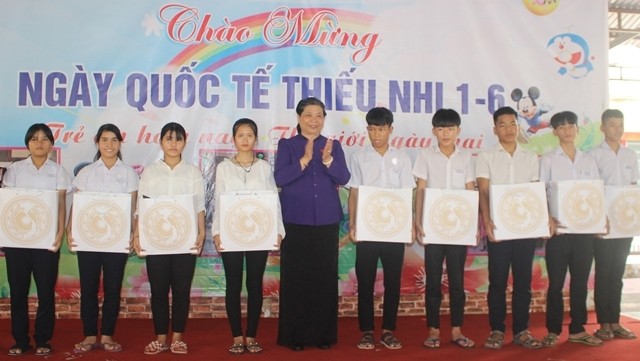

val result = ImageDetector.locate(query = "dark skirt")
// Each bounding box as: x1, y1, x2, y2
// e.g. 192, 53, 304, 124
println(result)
277, 223, 339, 347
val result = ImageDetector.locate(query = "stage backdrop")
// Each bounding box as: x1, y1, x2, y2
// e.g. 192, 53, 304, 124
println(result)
0, 0, 608, 299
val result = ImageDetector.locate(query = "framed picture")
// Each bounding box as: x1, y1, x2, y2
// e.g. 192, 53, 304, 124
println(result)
422, 188, 478, 246
138, 194, 198, 255
355, 185, 412, 243
219, 190, 279, 252
0, 188, 58, 250
548, 179, 606, 234
604, 186, 640, 238
71, 192, 132, 253
490, 182, 550, 241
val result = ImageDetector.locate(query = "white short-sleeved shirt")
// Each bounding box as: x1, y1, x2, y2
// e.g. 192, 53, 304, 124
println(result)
539, 147, 600, 183
413, 146, 475, 189
475, 143, 539, 184
211, 158, 285, 237
73, 158, 139, 193
138, 160, 205, 213
3, 157, 71, 191
347, 145, 415, 189
589, 141, 640, 186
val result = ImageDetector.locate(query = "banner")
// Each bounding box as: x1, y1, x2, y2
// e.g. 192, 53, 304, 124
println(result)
0, 1, 607, 298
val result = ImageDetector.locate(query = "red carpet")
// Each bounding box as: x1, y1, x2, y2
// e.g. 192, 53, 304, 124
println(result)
0, 312, 638, 360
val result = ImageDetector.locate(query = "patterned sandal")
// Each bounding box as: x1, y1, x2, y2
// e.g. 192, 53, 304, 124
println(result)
144, 340, 169, 355
380, 332, 402, 350
484, 331, 504, 349
513, 330, 542, 349
357, 332, 375, 350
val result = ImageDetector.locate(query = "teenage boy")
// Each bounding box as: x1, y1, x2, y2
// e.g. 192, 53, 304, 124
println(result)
540, 111, 603, 347
476, 106, 543, 349
413, 108, 475, 349
590, 109, 638, 340
347, 107, 415, 350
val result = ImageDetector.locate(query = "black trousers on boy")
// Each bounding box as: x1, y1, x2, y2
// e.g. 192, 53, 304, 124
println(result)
425, 244, 467, 328
593, 237, 632, 324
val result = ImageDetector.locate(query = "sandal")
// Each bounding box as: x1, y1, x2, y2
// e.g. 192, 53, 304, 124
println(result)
246, 341, 263, 354
228, 343, 245, 355
380, 332, 402, 350
8, 344, 32, 356
451, 336, 475, 348
513, 330, 542, 349
73, 342, 99, 353
568, 334, 603, 347
170, 340, 188, 354
612, 327, 637, 340
100, 341, 122, 352
144, 340, 169, 355
35, 344, 52, 356
594, 328, 614, 340
357, 332, 375, 350
542, 333, 559, 347
484, 330, 504, 349
423, 337, 440, 349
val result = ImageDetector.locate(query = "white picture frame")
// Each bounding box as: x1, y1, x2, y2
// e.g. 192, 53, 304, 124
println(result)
422, 188, 478, 246
138, 194, 198, 255
0, 188, 58, 250
355, 185, 412, 243
71, 192, 132, 253
490, 182, 550, 241
219, 190, 279, 252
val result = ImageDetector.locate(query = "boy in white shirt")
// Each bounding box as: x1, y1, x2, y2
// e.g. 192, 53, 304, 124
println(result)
540, 111, 603, 347
413, 108, 475, 348
476, 106, 543, 349
347, 107, 415, 350
590, 109, 638, 340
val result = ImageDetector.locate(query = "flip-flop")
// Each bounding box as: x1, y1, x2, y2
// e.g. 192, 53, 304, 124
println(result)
35, 344, 53, 356
568, 334, 603, 347
8, 344, 32, 356
423, 337, 440, 349
100, 341, 122, 352
452, 336, 475, 348
74, 342, 99, 354
593, 329, 614, 340
612, 327, 637, 340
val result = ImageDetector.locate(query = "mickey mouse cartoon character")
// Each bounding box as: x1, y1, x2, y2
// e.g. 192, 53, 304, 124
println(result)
511, 86, 551, 141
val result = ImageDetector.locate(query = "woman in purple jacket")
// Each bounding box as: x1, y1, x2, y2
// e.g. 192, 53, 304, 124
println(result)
275, 97, 350, 351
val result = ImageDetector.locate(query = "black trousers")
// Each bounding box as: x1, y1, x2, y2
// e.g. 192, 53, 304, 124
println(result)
545, 234, 594, 335
355, 241, 404, 332
220, 250, 268, 338
425, 244, 467, 328
77, 251, 128, 337
594, 237, 632, 324
145, 254, 196, 335
487, 238, 537, 335
277, 223, 339, 347
3, 247, 60, 347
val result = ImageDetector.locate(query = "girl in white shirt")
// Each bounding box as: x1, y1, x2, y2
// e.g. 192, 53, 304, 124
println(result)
3, 123, 71, 356
133, 122, 205, 355
67, 123, 139, 353
212, 118, 284, 355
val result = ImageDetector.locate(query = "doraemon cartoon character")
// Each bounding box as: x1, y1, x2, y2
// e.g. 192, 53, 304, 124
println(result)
511, 87, 551, 142
547, 33, 594, 79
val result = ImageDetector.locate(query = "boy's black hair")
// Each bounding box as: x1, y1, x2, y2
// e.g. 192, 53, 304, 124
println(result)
432, 108, 461, 127
24, 123, 54, 147
601, 109, 624, 124
492, 106, 518, 124
550, 111, 578, 129
365, 107, 393, 126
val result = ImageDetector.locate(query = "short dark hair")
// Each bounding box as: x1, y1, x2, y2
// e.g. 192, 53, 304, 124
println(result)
295, 97, 326, 117
24, 123, 54, 147
160, 122, 187, 141
432, 108, 461, 127
365, 107, 393, 126
232, 118, 258, 138
94, 123, 124, 161
550, 111, 578, 129
601, 109, 624, 123
492, 106, 518, 124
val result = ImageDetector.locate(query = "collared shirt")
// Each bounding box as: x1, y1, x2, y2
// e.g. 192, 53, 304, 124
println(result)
347, 145, 415, 189
3, 156, 71, 191
211, 158, 285, 237
274, 134, 351, 225
589, 141, 639, 186
73, 158, 139, 193
475, 143, 539, 184
138, 159, 205, 213
413, 146, 474, 189
539, 147, 600, 182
